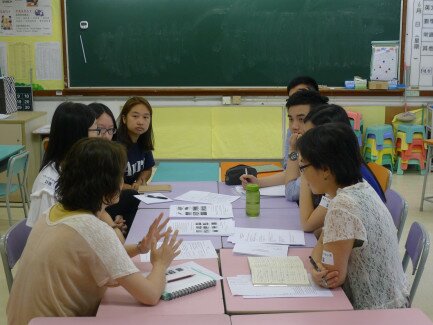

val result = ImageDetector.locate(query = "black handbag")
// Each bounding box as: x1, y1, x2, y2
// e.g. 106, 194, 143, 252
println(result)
225, 164, 257, 185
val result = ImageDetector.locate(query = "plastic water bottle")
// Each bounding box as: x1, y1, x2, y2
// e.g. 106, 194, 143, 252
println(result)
246, 183, 260, 217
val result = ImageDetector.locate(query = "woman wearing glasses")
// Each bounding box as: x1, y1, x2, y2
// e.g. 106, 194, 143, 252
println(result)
88, 102, 118, 141
297, 123, 408, 309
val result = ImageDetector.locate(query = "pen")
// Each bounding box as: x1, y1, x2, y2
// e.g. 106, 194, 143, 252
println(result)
146, 195, 168, 200
167, 274, 194, 283
309, 256, 329, 287
245, 167, 248, 176
308, 256, 321, 272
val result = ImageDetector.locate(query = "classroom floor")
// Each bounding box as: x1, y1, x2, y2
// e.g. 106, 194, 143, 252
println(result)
0, 173, 432, 322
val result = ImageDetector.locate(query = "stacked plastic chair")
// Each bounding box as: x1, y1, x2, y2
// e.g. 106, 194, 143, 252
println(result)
347, 111, 363, 146
363, 124, 395, 170
395, 124, 427, 175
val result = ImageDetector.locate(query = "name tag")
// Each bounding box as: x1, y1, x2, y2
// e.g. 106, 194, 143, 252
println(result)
322, 250, 334, 265
319, 195, 331, 209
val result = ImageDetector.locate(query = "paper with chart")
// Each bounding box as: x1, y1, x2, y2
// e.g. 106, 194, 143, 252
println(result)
228, 227, 305, 246
140, 240, 218, 262
233, 242, 289, 257
248, 256, 309, 286
169, 204, 234, 219
227, 275, 332, 298
175, 190, 240, 205
167, 219, 235, 236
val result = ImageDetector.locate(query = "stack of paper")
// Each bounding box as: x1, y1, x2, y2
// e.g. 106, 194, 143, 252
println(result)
140, 240, 218, 262
169, 204, 234, 219
234, 185, 285, 197
134, 193, 173, 204
248, 256, 309, 286
228, 227, 305, 246
233, 242, 288, 257
167, 219, 235, 236
227, 275, 332, 298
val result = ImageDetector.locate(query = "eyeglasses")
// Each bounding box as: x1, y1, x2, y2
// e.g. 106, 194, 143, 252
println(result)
88, 128, 117, 136
299, 163, 312, 173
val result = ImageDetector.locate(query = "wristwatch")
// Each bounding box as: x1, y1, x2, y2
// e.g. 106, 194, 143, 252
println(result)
288, 151, 299, 161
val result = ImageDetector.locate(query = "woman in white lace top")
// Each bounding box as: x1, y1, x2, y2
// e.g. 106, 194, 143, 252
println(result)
296, 123, 409, 309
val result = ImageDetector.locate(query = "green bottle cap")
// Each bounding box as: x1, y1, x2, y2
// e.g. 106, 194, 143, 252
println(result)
246, 183, 259, 191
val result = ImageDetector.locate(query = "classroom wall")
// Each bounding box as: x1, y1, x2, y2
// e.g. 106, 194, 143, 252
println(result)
32, 97, 429, 160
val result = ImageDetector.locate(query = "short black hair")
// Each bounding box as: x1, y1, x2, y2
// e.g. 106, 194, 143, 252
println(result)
304, 104, 351, 126
296, 123, 363, 187
287, 76, 319, 94
285, 90, 329, 111
42, 102, 95, 172
88, 102, 118, 141
56, 138, 127, 214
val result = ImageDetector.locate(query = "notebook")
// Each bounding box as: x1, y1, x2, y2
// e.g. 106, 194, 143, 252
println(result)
248, 256, 310, 286
161, 262, 218, 301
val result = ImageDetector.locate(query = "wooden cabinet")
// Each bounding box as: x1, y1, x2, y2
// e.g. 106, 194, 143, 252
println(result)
0, 112, 47, 194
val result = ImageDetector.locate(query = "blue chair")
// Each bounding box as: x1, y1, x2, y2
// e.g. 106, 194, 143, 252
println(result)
385, 189, 407, 242
0, 219, 32, 291
402, 222, 430, 306
0, 151, 30, 226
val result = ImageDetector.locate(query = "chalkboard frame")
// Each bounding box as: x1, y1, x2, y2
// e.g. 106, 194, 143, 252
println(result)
59, 0, 408, 96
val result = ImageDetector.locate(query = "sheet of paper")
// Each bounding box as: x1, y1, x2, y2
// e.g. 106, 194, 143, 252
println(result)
234, 185, 246, 196
35, 42, 62, 80
175, 190, 240, 205
169, 204, 234, 219
140, 240, 218, 262
259, 185, 285, 197
167, 219, 235, 236
8, 42, 32, 83
227, 275, 332, 298
134, 193, 173, 204
0, 42, 7, 76
228, 227, 305, 246
181, 261, 223, 280
248, 256, 309, 286
233, 242, 288, 257
0, 114, 11, 120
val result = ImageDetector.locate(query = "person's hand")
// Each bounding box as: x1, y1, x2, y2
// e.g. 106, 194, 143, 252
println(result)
137, 213, 170, 254
132, 182, 140, 191
289, 132, 302, 152
150, 229, 182, 268
114, 215, 128, 235
311, 264, 339, 289
240, 174, 259, 189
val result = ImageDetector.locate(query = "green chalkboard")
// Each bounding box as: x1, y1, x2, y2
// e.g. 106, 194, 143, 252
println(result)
65, 0, 401, 87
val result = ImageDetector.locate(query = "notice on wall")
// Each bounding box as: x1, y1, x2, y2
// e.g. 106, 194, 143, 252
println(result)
0, 0, 52, 36
7, 42, 32, 83
35, 42, 62, 80
0, 42, 7, 76
406, 0, 433, 88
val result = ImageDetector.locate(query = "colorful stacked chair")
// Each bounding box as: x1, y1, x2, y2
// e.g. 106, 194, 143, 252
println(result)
395, 124, 427, 175
347, 111, 363, 146
363, 124, 395, 170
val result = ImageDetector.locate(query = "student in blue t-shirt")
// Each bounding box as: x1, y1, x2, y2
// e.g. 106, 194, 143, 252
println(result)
108, 97, 156, 231
299, 104, 386, 237
117, 96, 156, 188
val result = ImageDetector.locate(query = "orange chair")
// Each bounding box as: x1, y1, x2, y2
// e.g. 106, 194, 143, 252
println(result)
367, 162, 392, 193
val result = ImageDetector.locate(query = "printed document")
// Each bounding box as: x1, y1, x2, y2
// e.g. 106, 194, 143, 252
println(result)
175, 190, 240, 205
169, 204, 234, 219
167, 219, 235, 236
228, 227, 305, 246
233, 242, 288, 257
140, 240, 217, 262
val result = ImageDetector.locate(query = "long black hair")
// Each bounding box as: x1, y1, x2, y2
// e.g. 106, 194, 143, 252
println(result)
41, 102, 95, 172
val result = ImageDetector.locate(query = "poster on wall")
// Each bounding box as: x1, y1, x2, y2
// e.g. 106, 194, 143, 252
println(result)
0, 0, 52, 36
406, 0, 433, 89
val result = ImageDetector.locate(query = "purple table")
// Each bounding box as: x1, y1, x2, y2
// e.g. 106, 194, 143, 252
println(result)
127, 209, 223, 249
217, 182, 299, 209
222, 208, 317, 248
138, 181, 219, 209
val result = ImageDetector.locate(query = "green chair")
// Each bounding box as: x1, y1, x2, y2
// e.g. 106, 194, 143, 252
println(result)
0, 151, 30, 226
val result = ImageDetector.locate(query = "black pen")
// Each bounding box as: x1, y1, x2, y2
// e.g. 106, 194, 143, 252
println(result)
146, 195, 168, 200
309, 256, 328, 287
308, 256, 321, 272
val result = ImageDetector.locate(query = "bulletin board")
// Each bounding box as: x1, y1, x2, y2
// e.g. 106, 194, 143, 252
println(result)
0, 0, 63, 90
